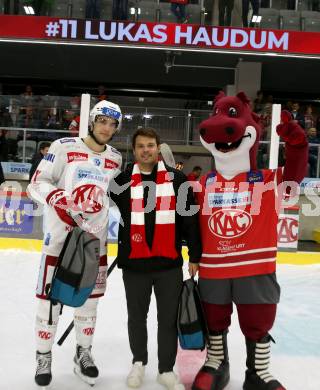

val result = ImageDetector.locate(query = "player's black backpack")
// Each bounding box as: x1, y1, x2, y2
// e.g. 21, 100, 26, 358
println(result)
47, 227, 100, 312
177, 277, 208, 351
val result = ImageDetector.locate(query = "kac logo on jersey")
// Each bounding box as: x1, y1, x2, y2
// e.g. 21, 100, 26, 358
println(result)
83, 328, 95, 336
132, 233, 143, 243
72, 184, 105, 213
277, 216, 298, 243
38, 331, 52, 340
208, 208, 252, 238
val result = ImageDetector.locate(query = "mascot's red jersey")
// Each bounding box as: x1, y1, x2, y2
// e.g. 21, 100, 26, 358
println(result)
197, 168, 282, 279
195, 91, 308, 280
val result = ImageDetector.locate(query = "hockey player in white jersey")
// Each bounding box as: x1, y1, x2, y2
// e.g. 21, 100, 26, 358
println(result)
27, 100, 123, 387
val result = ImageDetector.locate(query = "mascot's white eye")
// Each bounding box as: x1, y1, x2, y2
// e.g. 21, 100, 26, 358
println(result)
215, 108, 220, 115
229, 107, 237, 117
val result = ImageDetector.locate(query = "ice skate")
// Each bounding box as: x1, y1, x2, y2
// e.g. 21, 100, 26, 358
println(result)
243, 335, 286, 390
74, 345, 99, 386
126, 361, 145, 388
192, 331, 230, 390
35, 351, 52, 388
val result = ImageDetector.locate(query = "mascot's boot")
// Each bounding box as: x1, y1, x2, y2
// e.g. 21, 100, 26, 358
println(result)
192, 330, 230, 390
243, 334, 286, 390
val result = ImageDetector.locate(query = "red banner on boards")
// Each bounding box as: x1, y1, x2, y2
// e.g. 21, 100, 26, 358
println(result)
0, 15, 320, 56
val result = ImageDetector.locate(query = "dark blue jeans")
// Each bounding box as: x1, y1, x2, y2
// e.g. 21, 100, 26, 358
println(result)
170, 3, 186, 22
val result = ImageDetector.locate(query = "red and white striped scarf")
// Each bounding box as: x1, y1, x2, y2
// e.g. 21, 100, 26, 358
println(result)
129, 161, 178, 259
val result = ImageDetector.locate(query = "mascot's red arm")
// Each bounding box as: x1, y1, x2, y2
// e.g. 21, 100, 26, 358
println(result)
276, 110, 309, 184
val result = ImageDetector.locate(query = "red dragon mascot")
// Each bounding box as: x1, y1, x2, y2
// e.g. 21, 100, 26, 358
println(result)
192, 91, 308, 390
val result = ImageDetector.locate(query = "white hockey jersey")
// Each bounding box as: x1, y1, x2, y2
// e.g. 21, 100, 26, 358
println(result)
27, 137, 122, 257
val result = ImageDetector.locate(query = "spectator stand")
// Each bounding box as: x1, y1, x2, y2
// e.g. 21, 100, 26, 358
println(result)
51, 0, 73, 17
135, 0, 159, 22
100, 0, 114, 20
259, 7, 280, 29
2, 0, 320, 32
0, 93, 319, 180
159, 0, 202, 24
301, 10, 320, 31
17, 140, 37, 162
279, 8, 301, 30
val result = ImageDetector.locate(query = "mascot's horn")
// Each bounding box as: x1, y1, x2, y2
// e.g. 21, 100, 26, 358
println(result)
236, 91, 250, 104
213, 91, 251, 108
214, 91, 225, 105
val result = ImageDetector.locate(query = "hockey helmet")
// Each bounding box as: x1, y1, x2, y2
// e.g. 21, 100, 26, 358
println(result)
89, 100, 122, 132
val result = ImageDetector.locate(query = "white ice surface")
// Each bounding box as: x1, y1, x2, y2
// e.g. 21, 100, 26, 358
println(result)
0, 250, 319, 390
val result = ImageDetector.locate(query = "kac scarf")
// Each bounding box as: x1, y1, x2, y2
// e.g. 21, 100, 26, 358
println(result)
129, 161, 178, 259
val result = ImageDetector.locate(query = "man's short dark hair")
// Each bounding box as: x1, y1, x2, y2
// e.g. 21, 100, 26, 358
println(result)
193, 166, 202, 172
39, 142, 51, 151
132, 128, 160, 149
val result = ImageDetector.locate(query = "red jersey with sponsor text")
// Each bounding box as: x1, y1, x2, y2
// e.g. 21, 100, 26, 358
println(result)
196, 169, 282, 279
